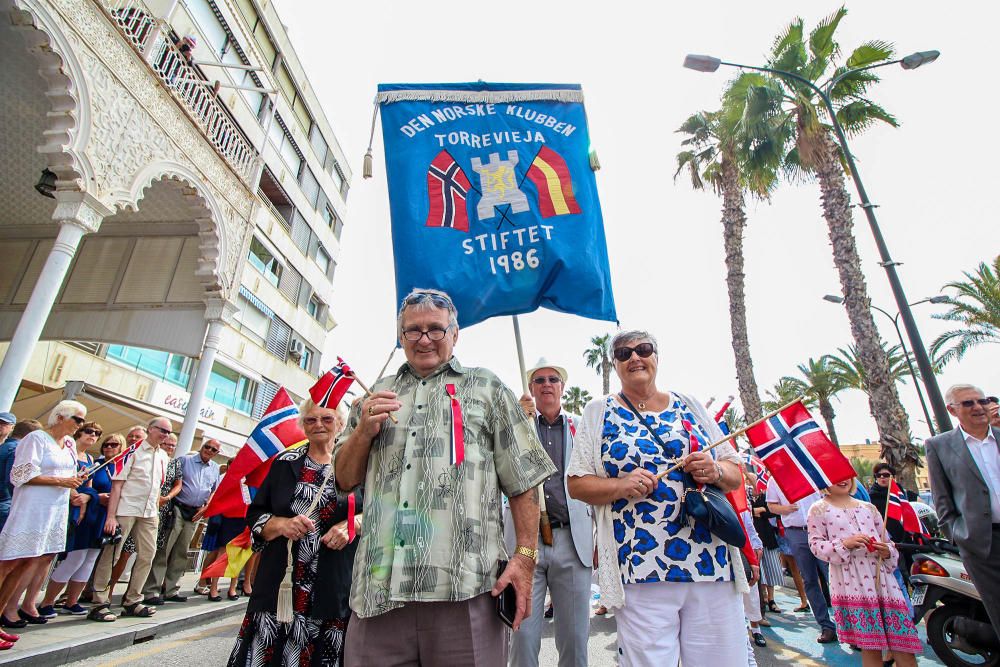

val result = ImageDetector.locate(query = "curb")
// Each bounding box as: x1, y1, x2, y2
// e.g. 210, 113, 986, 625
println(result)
0, 601, 247, 666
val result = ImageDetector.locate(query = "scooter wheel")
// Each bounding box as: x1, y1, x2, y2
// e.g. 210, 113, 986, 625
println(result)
926, 605, 1000, 667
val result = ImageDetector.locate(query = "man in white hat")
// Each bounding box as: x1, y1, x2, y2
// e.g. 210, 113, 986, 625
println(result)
507, 359, 593, 667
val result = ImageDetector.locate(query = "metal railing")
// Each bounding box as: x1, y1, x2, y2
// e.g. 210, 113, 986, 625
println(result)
99, 0, 258, 183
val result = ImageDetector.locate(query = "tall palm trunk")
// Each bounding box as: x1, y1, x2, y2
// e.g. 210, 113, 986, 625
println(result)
818, 396, 839, 446
720, 157, 764, 422
813, 133, 918, 489
601, 359, 611, 395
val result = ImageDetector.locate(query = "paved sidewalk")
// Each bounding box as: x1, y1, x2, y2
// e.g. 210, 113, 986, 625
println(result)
0, 572, 247, 666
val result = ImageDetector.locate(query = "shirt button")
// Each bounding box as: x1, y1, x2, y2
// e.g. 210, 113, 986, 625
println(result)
399, 539, 405, 547
402, 501, 409, 508
406, 464, 412, 470
417, 405, 423, 409
411, 431, 417, 437
422, 381, 427, 386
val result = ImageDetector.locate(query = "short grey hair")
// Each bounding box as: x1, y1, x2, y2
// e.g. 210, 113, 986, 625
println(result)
146, 416, 171, 431
610, 330, 659, 354
297, 398, 347, 430
48, 400, 87, 427
945, 384, 984, 403
397, 288, 459, 333
127, 425, 147, 436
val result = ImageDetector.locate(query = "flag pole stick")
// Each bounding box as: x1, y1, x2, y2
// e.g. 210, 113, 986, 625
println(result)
351, 373, 398, 424
511, 315, 529, 396
374, 346, 396, 384
655, 396, 805, 482
80, 446, 131, 480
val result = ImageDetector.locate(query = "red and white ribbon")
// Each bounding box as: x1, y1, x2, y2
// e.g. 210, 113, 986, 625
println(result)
446, 383, 465, 466
347, 492, 357, 543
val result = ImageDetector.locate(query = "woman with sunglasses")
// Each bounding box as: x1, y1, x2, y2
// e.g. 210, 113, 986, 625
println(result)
0, 401, 86, 644
229, 399, 362, 666
37, 423, 109, 618
567, 330, 749, 666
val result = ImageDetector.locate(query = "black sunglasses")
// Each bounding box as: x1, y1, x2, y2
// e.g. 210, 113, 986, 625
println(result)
403, 291, 454, 310
80, 428, 102, 437
69, 415, 86, 425
151, 425, 173, 435
532, 376, 563, 385
202, 445, 219, 453
950, 398, 994, 409
613, 343, 656, 362
988, 396, 999, 405
875, 472, 893, 479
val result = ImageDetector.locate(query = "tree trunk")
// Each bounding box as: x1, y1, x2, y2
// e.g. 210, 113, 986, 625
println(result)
601, 359, 611, 395
819, 396, 839, 446
720, 157, 764, 422
813, 133, 919, 490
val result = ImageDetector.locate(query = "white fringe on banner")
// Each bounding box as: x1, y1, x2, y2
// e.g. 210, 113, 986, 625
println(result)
374, 89, 584, 105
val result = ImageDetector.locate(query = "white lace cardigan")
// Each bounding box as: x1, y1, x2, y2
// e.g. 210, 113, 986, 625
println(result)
565, 391, 750, 610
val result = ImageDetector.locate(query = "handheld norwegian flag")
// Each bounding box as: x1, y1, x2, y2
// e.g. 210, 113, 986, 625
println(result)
750, 456, 771, 495
111, 441, 140, 476
745, 401, 855, 503
204, 388, 307, 518
887, 479, 924, 535
311, 358, 354, 409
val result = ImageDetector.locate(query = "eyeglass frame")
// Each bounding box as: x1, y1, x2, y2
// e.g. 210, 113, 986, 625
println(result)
531, 376, 563, 385
303, 415, 342, 426
401, 325, 454, 342
948, 398, 994, 409
874, 472, 893, 479
397, 289, 458, 334
612, 342, 657, 362
150, 425, 173, 436
79, 428, 103, 437
201, 444, 219, 453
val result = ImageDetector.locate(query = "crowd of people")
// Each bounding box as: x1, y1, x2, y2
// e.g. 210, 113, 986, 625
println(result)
0, 287, 997, 667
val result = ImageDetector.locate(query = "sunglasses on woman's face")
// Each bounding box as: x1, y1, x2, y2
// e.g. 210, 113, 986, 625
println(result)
875, 472, 892, 479
80, 428, 102, 437
613, 343, 656, 362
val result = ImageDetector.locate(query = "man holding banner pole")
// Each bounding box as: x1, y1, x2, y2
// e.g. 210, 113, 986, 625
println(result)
335, 289, 556, 666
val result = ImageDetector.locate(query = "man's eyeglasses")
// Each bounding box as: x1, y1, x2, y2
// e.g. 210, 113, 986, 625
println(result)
151, 425, 173, 436
402, 326, 452, 342
532, 376, 563, 385
70, 415, 86, 425
80, 428, 102, 437
949, 398, 994, 409
875, 472, 893, 479
304, 416, 340, 426
613, 343, 657, 362
202, 445, 219, 453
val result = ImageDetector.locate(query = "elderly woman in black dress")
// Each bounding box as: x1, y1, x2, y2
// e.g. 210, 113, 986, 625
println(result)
229, 400, 361, 666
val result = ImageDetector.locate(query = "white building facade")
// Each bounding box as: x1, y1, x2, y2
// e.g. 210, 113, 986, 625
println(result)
0, 0, 349, 456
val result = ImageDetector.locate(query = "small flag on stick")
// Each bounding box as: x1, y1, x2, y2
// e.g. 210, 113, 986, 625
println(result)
310, 358, 354, 409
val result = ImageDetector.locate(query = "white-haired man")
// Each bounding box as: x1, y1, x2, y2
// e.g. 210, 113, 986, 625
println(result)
926, 384, 1000, 637
88, 416, 171, 621
508, 358, 592, 667
335, 288, 556, 667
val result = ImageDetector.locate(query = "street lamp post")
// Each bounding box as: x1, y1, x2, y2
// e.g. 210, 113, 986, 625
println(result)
684, 51, 952, 433
824, 294, 948, 435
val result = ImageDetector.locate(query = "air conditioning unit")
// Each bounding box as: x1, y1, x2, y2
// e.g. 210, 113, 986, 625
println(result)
288, 338, 305, 361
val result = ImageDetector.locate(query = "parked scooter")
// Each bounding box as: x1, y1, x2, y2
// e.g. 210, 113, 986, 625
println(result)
910, 539, 999, 666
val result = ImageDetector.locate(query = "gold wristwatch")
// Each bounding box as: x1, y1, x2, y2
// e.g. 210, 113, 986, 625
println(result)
515, 545, 538, 562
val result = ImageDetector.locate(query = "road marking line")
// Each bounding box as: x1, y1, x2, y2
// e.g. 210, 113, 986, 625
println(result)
94, 621, 241, 666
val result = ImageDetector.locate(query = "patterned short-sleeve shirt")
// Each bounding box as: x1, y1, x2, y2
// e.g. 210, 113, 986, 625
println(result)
602, 395, 733, 585
335, 356, 556, 619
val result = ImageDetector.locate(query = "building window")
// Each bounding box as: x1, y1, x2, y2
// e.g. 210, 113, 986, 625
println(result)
106, 345, 192, 388
307, 294, 324, 321
206, 362, 258, 414
298, 345, 313, 372
323, 205, 344, 240
309, 125, 329, 165
315, 247, 331, 275
248, 236, 282, 286
234, 294, 270, 345
252, 377, 279, 419
300, 167, 320, 208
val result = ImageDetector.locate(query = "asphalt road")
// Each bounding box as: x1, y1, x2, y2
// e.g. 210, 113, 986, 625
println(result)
65, 589, 946, 666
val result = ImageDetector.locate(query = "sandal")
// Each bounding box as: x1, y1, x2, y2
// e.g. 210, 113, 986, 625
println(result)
594, 605, 608, 616
794, 603, 810, 613
121, 603, 155, 618
208, 594, 222, 602
767, 600, 781, 613
87, 605, 117, 622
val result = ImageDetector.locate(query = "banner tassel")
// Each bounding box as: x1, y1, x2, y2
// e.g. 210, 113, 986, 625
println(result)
589, 148, 601, 171
362, 102, 379, 180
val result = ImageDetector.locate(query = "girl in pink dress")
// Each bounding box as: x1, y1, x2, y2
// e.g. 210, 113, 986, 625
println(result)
807, 478, 922, 667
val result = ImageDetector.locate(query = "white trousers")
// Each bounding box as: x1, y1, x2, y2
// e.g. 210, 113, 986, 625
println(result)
743, 581, 762, 623
616, 581, 748, 667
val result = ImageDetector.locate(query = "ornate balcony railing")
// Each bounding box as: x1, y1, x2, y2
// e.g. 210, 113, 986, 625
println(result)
98, 0, 258, 184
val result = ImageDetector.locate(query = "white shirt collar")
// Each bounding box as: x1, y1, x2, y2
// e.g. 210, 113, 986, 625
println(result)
959, 426, 997, 446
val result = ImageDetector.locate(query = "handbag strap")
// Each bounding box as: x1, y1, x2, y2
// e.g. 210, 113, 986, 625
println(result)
617, 392, 687, 462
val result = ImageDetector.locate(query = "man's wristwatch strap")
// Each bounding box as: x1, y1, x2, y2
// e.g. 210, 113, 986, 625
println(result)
515, 545, 538, 562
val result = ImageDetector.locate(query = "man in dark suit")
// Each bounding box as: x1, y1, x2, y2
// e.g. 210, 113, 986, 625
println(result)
926, 384, 1000, 637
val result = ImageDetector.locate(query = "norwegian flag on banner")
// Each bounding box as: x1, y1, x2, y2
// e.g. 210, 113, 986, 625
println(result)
310, 358, 355, 409
745, 401, 855, 503
204, 388, 306, 518
887, 479, 924, 535
425, 150, 471, 232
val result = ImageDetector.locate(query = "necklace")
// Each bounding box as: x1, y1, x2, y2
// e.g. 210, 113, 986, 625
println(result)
623, 390, 657, 411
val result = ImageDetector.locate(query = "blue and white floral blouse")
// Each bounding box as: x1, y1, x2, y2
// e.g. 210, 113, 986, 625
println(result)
601, 395, 733, 585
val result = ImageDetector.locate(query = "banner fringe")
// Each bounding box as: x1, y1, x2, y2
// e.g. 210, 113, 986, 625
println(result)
375, 89, 584, 105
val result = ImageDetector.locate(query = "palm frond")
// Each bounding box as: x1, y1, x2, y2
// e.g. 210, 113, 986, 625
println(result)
836, 101, 900, 137
769, 19, 808, 74
828, 68, 881, 102
808, 6, 848, 63
845, 40, 895, 68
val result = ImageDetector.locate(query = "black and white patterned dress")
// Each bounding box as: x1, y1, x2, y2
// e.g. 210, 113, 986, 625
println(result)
229, 456, 348, 667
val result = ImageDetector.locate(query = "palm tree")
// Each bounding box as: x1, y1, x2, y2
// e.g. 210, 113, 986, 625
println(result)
930, 256, 1000, 367
828, 343, 920, 489
562, 386, 592, 415
743, 7, 914, 472
584, 335, 613, 395
762, 377, 803, 413
781, 356, 848, 446
675, 80, 786, 422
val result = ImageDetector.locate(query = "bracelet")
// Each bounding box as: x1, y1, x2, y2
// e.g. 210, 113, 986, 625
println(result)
713, 462, 724, 484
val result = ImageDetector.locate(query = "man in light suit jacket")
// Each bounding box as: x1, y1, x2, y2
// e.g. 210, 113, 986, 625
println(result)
506, 359, 593, 667
926, 383, 1000, 637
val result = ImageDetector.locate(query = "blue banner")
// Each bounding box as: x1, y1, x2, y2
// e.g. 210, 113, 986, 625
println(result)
377, 82, 617, 328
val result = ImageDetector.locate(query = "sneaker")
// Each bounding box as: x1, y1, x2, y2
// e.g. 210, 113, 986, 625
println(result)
64, 604, 88, 616
37, 606, 57, 620
752, 631, 767, 647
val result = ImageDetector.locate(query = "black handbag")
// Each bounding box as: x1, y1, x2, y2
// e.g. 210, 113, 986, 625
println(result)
617, 393, 746, 548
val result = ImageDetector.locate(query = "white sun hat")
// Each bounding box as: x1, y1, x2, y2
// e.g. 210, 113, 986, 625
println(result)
525, 357, 568, 387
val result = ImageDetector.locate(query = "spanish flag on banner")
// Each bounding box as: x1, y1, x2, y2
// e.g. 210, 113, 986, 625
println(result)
526, 146, 581, 218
